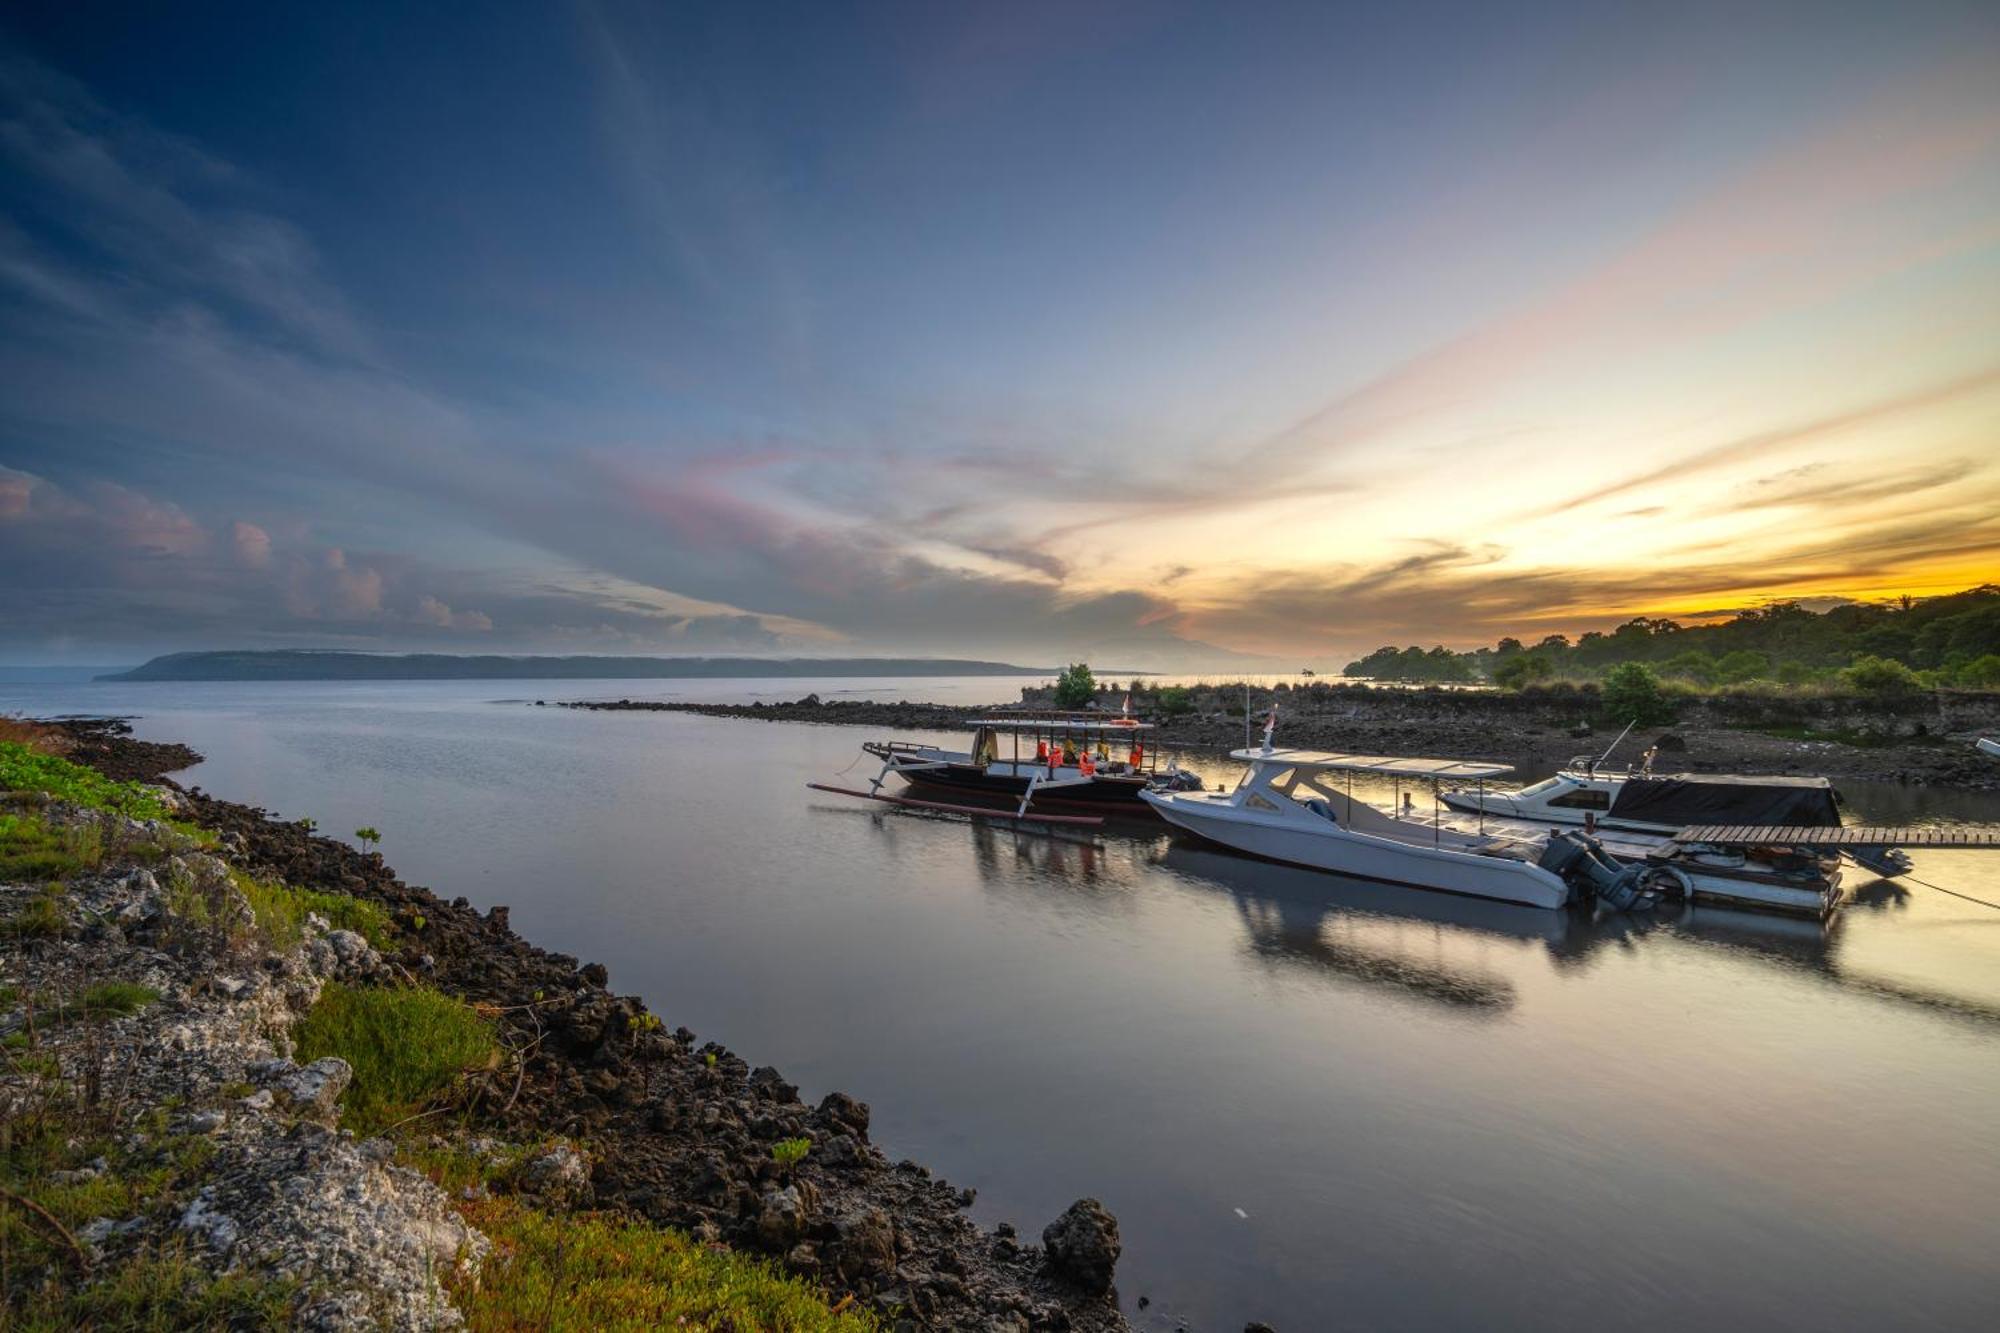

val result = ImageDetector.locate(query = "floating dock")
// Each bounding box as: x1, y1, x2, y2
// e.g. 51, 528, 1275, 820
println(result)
1675, 825, 2000, 848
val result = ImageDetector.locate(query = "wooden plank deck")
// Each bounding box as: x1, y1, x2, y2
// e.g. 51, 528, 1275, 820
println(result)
1675, 824, 2000, 848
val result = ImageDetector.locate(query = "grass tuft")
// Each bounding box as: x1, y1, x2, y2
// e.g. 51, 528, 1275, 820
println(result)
232, 869, 393, 950
4, 885, 69, 938
294, 984, 498, 1135
0, 812, 104, 883
80, 980, 160, 1020
450, 1196, 882, 1332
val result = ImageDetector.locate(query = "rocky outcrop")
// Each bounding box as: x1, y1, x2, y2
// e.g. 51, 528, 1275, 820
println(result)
1042, 1198, 1122, 1296
564, 685, 2000, 790
2, 803, 484, 1328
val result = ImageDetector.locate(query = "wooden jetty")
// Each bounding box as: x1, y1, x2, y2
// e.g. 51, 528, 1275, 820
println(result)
1675, 824, 2000, 848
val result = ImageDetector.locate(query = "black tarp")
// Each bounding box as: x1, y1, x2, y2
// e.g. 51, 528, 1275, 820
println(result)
1607, 774, 1841, 826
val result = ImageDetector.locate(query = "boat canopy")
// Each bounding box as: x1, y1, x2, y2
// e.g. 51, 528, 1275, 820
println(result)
1228, 747, 1515, 779
1606, 774, 1839, 827
971, 717, 1155, 733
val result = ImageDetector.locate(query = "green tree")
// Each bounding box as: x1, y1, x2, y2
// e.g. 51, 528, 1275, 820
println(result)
1661, 650, 1717, 686
355, 826, 381, 855
1493, 653, 1554, 689
1600, 662, 1675, 725
1714, 650, 1769, 684
1156, 686, 1193, 716
1053, 662, 1097, 708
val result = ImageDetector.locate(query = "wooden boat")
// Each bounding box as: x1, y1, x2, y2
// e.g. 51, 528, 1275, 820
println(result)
856, 714, 1195, 817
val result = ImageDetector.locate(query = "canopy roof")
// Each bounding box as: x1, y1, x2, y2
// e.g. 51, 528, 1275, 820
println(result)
971, 718, 1154, 733
1230, 747, 1514, 779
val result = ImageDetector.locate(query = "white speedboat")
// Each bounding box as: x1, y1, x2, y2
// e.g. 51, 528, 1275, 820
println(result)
1978, 736, 2000, 759
1139, 747, 1576, 909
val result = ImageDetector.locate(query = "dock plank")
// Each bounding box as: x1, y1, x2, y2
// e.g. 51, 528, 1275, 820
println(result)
1676, 823, 2000, 848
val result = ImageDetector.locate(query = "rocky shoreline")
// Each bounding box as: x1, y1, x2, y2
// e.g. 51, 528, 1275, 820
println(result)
560, 687, 2000, 791
7, 720, 1139, 1331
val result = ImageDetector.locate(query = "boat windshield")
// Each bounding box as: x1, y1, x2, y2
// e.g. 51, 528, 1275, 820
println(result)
1514, 777, 1565, 798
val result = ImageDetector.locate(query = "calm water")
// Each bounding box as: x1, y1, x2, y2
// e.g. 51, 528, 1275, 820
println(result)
7, 677, 2000, 1331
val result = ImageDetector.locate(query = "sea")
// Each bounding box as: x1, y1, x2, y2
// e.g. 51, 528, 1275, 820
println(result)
4, 675, 1998, 1331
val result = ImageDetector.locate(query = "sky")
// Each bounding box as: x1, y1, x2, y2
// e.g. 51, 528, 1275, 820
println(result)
2, 1, 1997, 668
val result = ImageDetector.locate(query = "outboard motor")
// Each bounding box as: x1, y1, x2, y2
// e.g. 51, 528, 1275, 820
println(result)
1536, 832, 1660, 912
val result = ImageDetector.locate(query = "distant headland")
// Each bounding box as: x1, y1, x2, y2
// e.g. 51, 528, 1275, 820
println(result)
99, 650, 1058, 682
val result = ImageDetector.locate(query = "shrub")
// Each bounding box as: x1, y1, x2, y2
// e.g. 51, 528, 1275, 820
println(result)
1840, 654, 1923, 695
1157, 685, 1193, 717
449, 1197, 881, 1332
294, 984, 497, 1134
771, 1137, 811, 1170
1953, 654, 2000, 690
1599, 662, 1675, 725
1052, 663, 1097, 708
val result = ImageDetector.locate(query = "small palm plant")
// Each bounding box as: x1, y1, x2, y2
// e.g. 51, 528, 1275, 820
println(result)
771, 1137, 811, 1175
355, 826, 381, 855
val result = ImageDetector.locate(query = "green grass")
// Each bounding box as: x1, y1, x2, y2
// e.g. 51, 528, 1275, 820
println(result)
233, 869, 393, 950
2, 1100, 252, 1328
0, 811, 104, 883
80, 980, 161, 1020
0, 740, 174, 821
450, 1197, 882, 1332
4, 885, 69, 938
7, 1244, 299, 1332
294, 984, 498, 1135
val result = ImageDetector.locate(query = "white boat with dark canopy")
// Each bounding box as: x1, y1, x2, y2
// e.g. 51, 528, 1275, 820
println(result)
1437, 761, 1843, 837
1435, 755, 1916, 884
1139, 746, 1579, 908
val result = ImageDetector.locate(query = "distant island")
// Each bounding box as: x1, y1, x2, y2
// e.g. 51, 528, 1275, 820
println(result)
101, 650, 1058, 682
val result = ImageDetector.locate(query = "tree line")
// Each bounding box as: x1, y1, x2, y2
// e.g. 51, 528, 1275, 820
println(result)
1342, 583, 2000, 691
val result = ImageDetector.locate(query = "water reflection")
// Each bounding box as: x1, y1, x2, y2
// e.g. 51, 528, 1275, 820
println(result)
882, 801, 2000, 1040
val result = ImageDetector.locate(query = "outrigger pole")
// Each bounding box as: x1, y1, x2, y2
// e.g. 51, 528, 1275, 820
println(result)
805, 782, 1105, 826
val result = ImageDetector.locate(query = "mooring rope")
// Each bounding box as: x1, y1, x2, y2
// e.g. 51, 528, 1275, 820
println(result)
1901, 874, 2000, 913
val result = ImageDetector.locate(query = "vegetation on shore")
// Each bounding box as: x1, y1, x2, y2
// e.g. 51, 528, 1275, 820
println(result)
1340, 583, 2000, 691
448, 1197, 882, 1332
1, 725, 887, 1330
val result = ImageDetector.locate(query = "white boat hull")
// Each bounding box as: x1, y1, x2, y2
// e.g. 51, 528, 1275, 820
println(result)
1140, 790, 1571, 909
1979, 736, 2000, 760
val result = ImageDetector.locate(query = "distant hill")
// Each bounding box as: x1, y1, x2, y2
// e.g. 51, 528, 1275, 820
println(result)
101, 651, 1058, 682
0, 665, 134, 683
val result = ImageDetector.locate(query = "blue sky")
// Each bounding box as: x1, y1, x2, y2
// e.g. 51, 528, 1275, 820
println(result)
3, 2, 1997, 665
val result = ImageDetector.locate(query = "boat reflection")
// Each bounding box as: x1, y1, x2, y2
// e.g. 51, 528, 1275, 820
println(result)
808, 794, 2000, 1030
